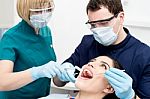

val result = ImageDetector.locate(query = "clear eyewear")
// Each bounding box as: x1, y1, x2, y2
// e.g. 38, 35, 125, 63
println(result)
29, 6, 55, 14
85, 13, 118, 29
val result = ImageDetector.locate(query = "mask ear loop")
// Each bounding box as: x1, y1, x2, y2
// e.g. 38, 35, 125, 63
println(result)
116, 22, 121, 35
112, 14, 121, 35
42, 8, 47, 17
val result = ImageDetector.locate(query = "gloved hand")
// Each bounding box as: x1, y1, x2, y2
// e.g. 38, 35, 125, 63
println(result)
57, 62, 76, 83
104, 68, 135, 99
29, 61, 61, 81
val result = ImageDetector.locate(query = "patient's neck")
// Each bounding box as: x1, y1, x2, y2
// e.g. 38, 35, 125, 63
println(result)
75, 91, 105, 99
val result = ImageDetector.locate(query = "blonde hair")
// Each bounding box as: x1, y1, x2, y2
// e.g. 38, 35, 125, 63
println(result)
17, 0, 54, 25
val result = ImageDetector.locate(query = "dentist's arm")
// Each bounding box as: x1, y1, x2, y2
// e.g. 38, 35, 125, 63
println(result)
53, 62, 76, 87
104, 68, 135, 99
0, 60, 61, 91
53, 77, 67, 87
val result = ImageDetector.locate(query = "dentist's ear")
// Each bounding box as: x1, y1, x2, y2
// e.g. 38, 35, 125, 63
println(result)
103, 84, 114, 94
118, 11, 125, 25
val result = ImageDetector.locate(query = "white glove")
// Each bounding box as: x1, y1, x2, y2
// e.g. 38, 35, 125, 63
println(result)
29, 61, 61, 80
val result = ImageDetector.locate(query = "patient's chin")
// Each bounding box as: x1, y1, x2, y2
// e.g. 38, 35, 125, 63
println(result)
75, 81, 104, 94
75, 79, 88, 90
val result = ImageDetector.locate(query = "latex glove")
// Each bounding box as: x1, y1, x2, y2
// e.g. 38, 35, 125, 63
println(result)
57, 62, 76, 83
29, 61, 61, 81
104, 68, 135, 99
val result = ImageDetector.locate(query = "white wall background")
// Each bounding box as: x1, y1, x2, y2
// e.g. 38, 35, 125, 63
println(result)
0, 0, 15, 28
123, 0, 150, 47
1, 0, 150, 63
124, 0, 150, 27
49, 0, 90, 63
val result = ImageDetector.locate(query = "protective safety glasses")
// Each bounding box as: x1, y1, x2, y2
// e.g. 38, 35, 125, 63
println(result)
29, 6, 54, 14
85, 13, 118, 29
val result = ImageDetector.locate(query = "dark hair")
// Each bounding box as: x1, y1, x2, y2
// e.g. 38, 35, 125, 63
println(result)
103, 56, 123, 99
86, 0, 123, 16
111, 57, 123, 70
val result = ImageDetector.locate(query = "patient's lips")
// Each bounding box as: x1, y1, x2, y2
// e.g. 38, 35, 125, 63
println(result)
80, 68, 93, 79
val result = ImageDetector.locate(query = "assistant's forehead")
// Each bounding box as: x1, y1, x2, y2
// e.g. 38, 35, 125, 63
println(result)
95, 56, 114, 67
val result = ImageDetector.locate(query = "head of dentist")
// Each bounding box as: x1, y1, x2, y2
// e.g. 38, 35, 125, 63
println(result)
86, 0, 126, 46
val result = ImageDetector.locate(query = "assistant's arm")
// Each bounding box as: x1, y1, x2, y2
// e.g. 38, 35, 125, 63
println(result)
0, 60, 33, 91
0, 60, 62, 91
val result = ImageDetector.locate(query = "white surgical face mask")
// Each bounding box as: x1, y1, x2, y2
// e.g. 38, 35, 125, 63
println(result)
91, 26, 118, 46
30, 12, 52, 28
91, 16, 121, 46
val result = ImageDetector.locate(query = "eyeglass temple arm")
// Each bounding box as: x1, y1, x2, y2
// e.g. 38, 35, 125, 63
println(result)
86, 13, 118, 24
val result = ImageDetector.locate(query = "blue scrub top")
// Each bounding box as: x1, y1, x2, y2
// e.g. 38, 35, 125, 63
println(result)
0, 20, 56, 99
64, 28, 150, 98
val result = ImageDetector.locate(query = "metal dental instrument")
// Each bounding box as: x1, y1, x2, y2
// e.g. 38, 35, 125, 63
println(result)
74, 66, 82, 77
75, 66, 81, 72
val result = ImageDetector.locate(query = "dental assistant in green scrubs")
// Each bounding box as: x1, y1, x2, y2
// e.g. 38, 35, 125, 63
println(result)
0, 0, 76, 99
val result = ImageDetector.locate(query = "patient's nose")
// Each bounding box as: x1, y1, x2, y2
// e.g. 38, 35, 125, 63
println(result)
87, 63, 94, 68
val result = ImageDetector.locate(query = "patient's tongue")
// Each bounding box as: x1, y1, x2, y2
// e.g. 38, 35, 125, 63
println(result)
83, 70, 93, 78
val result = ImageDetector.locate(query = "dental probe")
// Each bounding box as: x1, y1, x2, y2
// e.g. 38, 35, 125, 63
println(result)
74, 66, 82, 77
75, 66, 81, 72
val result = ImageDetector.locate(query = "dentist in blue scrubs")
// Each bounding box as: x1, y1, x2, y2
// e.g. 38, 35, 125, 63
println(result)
54, 0, 150, 98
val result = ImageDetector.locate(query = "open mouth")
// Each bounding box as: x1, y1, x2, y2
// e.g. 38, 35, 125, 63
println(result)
81, 68, 93, 79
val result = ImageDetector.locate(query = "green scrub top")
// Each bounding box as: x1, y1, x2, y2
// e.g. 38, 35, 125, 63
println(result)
0, 20, 56, 99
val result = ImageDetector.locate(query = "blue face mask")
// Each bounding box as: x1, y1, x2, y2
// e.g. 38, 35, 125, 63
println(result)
30, 12, 52, 28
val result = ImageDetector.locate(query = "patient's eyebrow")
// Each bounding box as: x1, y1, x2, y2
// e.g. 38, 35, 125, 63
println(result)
100, 61, 110, 68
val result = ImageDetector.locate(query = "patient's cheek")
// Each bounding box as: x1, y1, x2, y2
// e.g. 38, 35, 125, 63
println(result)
103, 77, 109, 85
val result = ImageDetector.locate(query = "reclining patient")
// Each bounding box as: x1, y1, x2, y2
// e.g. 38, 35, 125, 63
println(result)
74, 55, 122, 99
52, 55, 122, 99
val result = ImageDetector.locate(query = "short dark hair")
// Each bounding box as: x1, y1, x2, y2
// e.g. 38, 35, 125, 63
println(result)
86, 0, 123, 15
